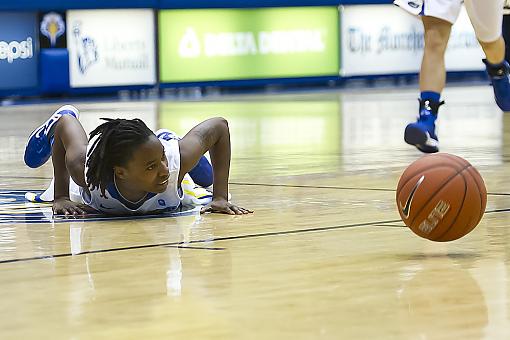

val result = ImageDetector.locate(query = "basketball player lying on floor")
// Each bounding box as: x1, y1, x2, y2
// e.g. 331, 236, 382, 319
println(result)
23, 105, 253, 217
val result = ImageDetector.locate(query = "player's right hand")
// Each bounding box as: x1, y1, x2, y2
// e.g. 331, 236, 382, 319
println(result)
53, 198, 88, 217
200, 198, 253, 215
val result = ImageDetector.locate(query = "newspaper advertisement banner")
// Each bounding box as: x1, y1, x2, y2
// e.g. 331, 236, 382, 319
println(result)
340, 5, 484, 76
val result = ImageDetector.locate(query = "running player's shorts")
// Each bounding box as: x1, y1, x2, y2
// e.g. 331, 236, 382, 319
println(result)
394, 0, 503, 42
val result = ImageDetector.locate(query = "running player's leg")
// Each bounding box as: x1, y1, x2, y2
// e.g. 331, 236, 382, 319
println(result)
420, 17, 452, 95
466, 0, 510, 110
466, 0, 504, 61
420, 16, 452, 93
404, 16, 451, 153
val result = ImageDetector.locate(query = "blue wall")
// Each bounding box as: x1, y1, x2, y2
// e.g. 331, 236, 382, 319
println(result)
0, 1, 158, 10
0, 0, 392, 10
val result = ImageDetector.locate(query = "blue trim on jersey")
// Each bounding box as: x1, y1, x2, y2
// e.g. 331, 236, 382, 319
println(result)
106, 182, 157, 211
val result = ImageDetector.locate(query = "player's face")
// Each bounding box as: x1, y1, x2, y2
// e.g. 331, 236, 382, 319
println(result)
123, 135, 170, 194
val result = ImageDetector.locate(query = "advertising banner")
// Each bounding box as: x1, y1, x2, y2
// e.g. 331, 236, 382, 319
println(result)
0, 12, 38, 90
340, 5, 484, 76
159, 7, 339, 82
67, 9, 156, 88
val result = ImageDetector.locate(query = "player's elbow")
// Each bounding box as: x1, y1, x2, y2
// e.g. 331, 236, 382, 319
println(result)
196, 117, 230, 147
210, 117, 229, 135
212, 117, 229, 128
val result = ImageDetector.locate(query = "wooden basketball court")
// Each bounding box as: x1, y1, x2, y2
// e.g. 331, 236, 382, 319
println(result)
0, 85, 509, 338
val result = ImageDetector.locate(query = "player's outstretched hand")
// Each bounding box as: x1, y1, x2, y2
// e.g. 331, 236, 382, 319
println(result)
53, 198, 90, 217
201, 198, 253, 215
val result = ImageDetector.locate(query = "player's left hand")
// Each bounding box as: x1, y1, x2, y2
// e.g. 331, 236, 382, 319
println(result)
201, 198, 253, 215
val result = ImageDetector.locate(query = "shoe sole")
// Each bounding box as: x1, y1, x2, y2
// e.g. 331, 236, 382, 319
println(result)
404, 125, 439, 153
404, 125, 427, 146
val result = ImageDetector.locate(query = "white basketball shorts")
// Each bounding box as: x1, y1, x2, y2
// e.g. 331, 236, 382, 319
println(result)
394, 0, 504, 42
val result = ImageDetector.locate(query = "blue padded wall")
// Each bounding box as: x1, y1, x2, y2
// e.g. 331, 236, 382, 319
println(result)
39, 49, 70, 94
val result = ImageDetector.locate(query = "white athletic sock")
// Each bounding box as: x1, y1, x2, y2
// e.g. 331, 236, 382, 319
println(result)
39, 178, 55, 201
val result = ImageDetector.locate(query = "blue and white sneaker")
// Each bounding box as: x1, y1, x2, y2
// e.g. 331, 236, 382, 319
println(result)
24, 105, 79, 168
155, 128, 180, 141
404, 99, 443, 153
25, 192, 49, 203
25, 179, 55, 203
181, 174, 231, 206
483, 59, 510, 111
181, 174, 213, 206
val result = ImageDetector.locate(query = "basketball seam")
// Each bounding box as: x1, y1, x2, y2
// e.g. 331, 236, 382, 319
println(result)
447, 157, 485, 226
397, 154, 465, 191
434, 168, 468, 241
440, 153, 468, 168
409, 164, 471, 227
398, 164, 460, 198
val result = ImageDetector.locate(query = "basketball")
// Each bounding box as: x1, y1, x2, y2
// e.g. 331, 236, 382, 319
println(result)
396, 153, 487, 242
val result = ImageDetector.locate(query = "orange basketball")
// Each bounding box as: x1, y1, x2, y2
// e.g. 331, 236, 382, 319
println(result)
396, 153, 487, 242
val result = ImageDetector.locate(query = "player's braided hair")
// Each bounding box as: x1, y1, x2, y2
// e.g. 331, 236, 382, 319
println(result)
86, 118, 154, 197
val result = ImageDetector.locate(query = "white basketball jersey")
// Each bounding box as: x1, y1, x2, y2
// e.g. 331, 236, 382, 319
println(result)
80, 138, 184, 214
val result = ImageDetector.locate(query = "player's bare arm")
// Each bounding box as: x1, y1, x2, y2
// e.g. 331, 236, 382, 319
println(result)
178, 117, 253, 215
51, 115, 89, 216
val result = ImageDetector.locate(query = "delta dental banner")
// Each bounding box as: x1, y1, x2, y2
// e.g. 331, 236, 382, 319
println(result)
158, 7, 339, 82
340, 5, 485, 76
0, 12, 38, 90
67, 9, 156, 88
